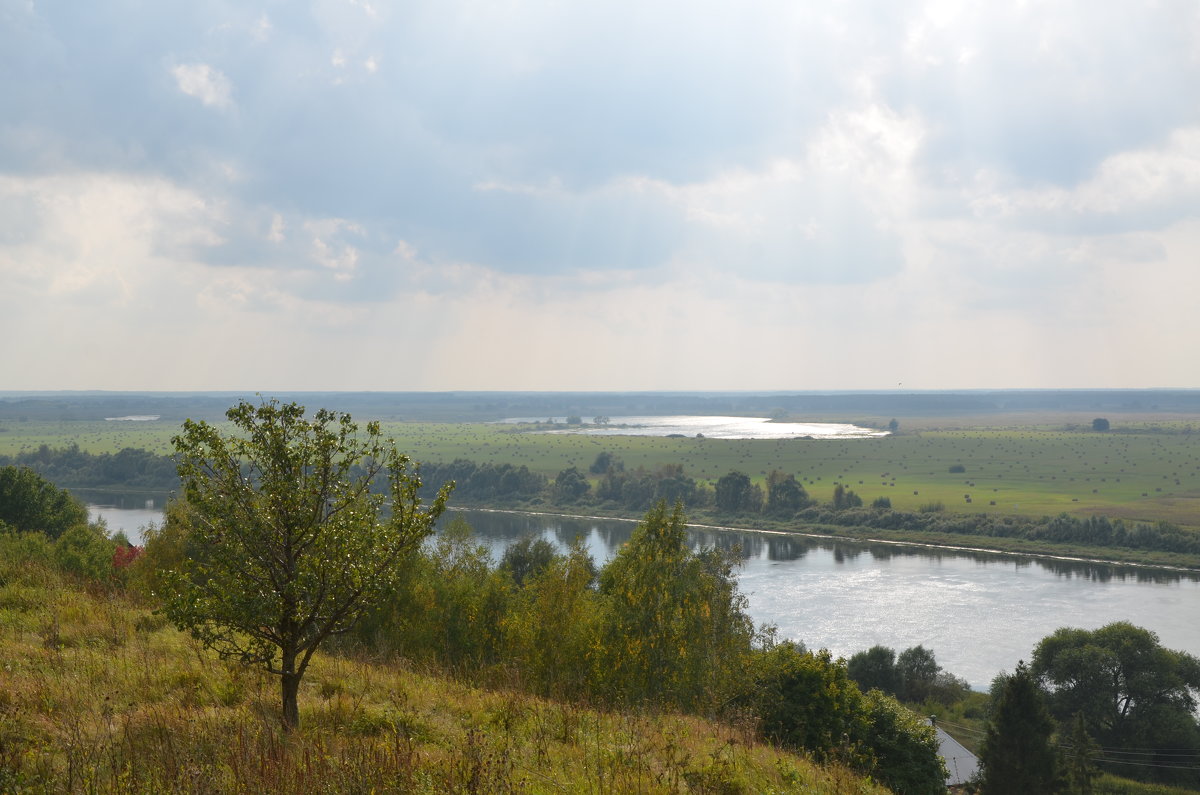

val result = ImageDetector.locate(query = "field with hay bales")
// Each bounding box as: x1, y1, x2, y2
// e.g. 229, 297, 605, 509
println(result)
6, 411, 1199, 530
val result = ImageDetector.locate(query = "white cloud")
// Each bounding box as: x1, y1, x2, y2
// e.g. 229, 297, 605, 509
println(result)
267, 213, 285, 243
969, 127, 1200, 226
305, 218, 363, 280
252, 13, 272, 42
171, 63, 233, 110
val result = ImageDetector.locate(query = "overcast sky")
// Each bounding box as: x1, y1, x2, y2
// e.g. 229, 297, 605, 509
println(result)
2, 1, 1199, 391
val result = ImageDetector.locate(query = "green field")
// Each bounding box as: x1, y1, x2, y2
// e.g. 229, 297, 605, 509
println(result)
4, 412, 1200, 530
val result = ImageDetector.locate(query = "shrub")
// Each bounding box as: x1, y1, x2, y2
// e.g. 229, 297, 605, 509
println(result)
53, 523, 116, 582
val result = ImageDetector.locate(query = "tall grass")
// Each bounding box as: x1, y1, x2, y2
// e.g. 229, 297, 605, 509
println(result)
0, 544, 884, 793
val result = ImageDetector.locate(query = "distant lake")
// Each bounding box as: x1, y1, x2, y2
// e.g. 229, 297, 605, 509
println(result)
500, 415, 889, 439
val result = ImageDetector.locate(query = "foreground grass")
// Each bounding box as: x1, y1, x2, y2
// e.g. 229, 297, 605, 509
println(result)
0, 567, 884, 794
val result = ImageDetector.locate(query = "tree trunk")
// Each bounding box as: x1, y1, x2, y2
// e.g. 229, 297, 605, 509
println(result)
281, 663, 301, 731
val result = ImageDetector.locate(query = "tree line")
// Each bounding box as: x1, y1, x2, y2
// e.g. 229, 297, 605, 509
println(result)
0, 443, 178, 490
10, 439, 1200, 560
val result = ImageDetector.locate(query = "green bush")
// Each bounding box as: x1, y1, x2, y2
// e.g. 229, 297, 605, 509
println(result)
53, 523, 116, 582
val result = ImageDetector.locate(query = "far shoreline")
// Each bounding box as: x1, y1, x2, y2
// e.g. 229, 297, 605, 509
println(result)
447, 504, 1200, 576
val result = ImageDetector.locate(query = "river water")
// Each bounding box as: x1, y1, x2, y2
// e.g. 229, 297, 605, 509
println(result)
89, 503, 1200, 689
453, 509, 1200, 690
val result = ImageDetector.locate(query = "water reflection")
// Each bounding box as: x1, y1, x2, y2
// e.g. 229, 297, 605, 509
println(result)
450, 508, 1200, 689
455, 509, 1200, 585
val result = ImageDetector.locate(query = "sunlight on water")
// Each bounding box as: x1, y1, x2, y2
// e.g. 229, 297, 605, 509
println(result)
500, 415, 889, 439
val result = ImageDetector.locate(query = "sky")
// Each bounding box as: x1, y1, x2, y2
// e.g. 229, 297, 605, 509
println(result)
2, 0, 1199, 391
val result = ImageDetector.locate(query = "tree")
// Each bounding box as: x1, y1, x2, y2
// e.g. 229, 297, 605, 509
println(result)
832, 483, 862, 510
847, 645, 901, 696
553, 466, 590, 502
1031, 622, 1200, 783
1092, 418, 1110, 432
888, 418, 899, 433
715, 471, 753, 513
747, 644, 946, 791
500, 535, 558, 587
1065, 712, 1098, 795
162, 399, 452, 730
0, 465, 88, 539
859, 689, 947, 795
749, 643, 871, 764
589, 451, 620, 475
897, 645, 940, 702
766, 470, 810, 517
597, 502, 754, 709
977, 661, 1060, 794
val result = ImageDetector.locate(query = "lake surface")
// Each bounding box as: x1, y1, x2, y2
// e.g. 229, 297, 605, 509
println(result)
88, 502, 1200, 689
500, 415, 889, 439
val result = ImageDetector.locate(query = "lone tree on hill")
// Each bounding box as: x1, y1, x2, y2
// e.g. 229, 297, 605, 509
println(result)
1092, 418, 1110, 431
161, 399, 452, 730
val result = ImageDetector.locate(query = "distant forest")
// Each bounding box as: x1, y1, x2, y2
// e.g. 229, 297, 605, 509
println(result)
4, 388, 1200, 423
9, 443, 1199, 560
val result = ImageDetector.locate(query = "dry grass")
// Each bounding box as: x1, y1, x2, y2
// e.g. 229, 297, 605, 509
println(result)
0, 563, 885, 794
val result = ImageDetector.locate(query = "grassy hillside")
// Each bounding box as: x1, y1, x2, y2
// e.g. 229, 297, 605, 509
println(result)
0, 563, 884, 794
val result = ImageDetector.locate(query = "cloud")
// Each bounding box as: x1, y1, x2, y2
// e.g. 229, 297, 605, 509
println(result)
2, 0, 1200, 389
171, 63, 233, 109
971, 128, 1200, 233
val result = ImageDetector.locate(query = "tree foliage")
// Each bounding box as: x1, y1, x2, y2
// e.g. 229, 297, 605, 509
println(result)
0, 465, 88, 539
897, 645, 940, 702
1032, 622, 1200, 785
766, 470, 810, 517
747, 643, 945, 793
847, 645, 901, 695
978, 661, 1061, 794
716, 471, 759, 513
553, 466, 590, 502
161, 399, 451, 729
597, 501, 754, 709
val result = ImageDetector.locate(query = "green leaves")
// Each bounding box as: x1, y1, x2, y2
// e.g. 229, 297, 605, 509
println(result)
160, 399, 452, 729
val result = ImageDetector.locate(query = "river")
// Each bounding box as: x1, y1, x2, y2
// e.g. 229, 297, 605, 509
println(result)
453, 509, 1200, 690
89, 503, 1200, 689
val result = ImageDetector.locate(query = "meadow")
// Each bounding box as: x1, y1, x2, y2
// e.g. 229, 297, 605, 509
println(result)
5, 411, 1200, 529
0, 554, 881, 794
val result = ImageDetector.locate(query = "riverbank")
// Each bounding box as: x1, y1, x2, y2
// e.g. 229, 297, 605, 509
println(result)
448, 503, 1200, 574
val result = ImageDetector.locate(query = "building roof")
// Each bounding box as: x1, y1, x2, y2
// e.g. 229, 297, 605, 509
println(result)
933, 725, 979, 786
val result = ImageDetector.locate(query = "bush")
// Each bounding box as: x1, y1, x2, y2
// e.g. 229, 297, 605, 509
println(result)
0, 465, 88, 539
859, 690, 947, 794
53, 523, 116, 582
746, 643, 946, 793
747, 644, 870, 764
